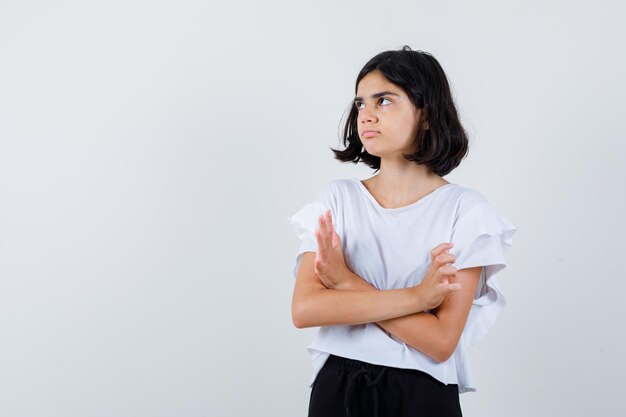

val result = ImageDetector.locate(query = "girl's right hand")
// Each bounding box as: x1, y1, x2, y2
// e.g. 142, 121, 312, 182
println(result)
415, 243, 461, 311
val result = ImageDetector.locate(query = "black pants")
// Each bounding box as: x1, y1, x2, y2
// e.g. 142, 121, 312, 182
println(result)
308, 354, 462, 417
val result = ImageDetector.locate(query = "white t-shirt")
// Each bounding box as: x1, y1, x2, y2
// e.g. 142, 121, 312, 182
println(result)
288, 177, 517, 394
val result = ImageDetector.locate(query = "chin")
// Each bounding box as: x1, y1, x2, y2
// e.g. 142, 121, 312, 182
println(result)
363, 144, 386, 158
363, 147, 380, 157
365, 146, 408, 160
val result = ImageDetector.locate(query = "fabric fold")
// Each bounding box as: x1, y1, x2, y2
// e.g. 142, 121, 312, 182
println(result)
288, 201, 328, 239
288, 201, 329, 278
449, 203, 518, 347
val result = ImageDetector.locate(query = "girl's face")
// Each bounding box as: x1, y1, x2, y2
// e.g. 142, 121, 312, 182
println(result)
355, 70, 424, 159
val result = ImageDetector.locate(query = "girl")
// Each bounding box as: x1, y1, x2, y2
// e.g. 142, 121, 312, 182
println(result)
288, 46, 517, 417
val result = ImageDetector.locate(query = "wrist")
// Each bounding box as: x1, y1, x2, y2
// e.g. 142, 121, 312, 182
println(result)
334, 267, 366, 291
335, 270, 379, 292
410, 285, 427, 312
333, 269, 356, 290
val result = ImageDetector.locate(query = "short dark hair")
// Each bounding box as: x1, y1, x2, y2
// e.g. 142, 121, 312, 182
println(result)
331, 46, 469, 177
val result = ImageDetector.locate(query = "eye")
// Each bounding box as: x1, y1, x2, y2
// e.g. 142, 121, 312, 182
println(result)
379, 97, 391, 106
354, 101, 364, 110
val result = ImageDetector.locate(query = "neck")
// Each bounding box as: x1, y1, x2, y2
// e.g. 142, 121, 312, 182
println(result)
364, 158, 448, 205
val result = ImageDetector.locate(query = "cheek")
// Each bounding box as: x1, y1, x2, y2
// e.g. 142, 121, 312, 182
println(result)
391, 112, 418, 137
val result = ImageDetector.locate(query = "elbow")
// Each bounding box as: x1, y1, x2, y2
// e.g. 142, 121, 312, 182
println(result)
430, 336, 458, 363
292, 311, 306, 329
292, 287, 327, 329
406, 334, 454, 363
432, 349, 454, 364
291, 301, 312, 329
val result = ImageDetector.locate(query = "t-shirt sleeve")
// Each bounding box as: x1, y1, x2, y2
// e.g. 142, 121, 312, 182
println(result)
287, 183, 335, 279
448, 202, 518, 347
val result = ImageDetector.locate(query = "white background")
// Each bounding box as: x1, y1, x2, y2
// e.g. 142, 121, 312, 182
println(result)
1, 0, 624, 416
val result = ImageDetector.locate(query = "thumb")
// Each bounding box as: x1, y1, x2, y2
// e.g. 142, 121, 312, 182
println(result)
331, 230, 341, 249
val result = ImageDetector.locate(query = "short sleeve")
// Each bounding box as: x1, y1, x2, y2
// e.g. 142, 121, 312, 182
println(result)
287, 183, 335, 279
449, 203, 518, 346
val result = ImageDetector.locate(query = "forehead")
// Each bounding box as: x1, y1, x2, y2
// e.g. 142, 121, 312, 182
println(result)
356, 71, 404, 96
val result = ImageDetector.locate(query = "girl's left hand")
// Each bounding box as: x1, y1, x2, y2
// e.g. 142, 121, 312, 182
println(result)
314, 209, 352, 290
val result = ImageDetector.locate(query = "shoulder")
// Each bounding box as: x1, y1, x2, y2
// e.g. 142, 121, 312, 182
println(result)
314, 178, 356, 204
447, 185, 516, 237
446, 184, 492, 221
322, 178, 355, 192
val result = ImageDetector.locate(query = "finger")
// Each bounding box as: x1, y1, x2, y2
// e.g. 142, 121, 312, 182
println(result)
319, 214, 334, 250
318, 213, 325, 228
325, 209, 334, 230
327, 212, 342, 249
323, 209, 332, 234
318, 215, 328, 241
436, 252, 456, 265
319, 212, 330, 236
437, 281, 461, 293
438, 265, 457, 275
332, 229, 340, 249
315, 228, 327, 254
431, 242, 454, 259
318, 214, 331, 248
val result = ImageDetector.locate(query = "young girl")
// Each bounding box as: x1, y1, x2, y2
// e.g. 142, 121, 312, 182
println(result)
288, 46, 517, 417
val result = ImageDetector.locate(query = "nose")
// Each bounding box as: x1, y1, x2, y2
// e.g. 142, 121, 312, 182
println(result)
358, 105, 378, 125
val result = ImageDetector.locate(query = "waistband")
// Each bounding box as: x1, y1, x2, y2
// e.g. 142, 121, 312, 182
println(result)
324, 354, 439, 379
324, 354, 457, 417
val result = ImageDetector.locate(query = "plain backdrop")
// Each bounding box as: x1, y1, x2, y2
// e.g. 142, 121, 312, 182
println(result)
1, 0, 624, 416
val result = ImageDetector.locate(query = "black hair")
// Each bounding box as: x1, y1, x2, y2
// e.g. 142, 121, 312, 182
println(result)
331, 45, 469, 177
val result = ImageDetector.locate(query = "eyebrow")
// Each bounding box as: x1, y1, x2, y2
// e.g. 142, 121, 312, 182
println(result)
354, 91, 400, 102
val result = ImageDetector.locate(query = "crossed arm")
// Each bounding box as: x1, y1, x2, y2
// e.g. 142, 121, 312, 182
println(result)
291, 208, 483, 362
291, 252, 481, 363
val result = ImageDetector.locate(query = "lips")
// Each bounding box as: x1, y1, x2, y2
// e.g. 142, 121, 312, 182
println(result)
362, 130, 379, 138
